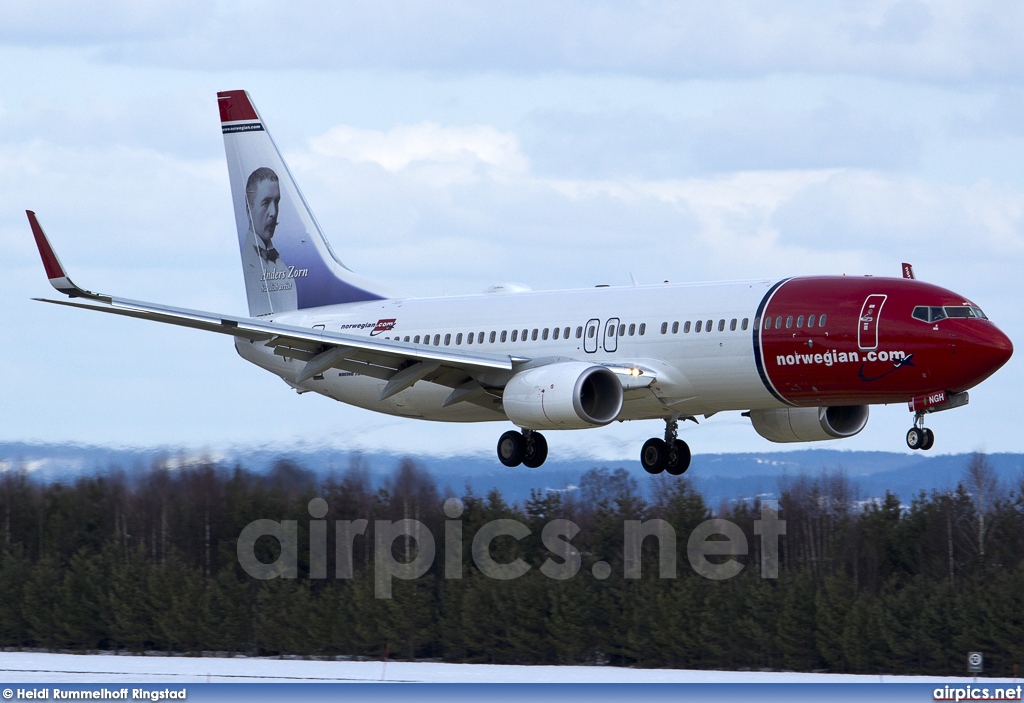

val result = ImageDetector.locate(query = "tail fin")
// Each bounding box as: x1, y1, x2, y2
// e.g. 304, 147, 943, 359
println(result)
218, 90, 388, 317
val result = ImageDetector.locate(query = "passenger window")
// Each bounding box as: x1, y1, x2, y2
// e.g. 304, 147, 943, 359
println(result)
796, 315, 804, 328
532, 329, 538, 341
489, 331, 495, 343
414, 335, 421, 343
445, 334, 452, 345
818, 315, 826, 327
433, 334, 441, 346
618, 324, 626, 336
404, 336, 410, 342
807, 314, 815, 328
786, 316, 793, 329
587, 326, 595, 338
696, 320, 703, 333
522, 329, 528, 340
639, 323, 646, 335
564, 327, 570, 339
661, 322, 668, 334
466, 333, 472, 345
499, 331, 506, 342
730, 319, 737, 331
718, 319, 725, 332
553, 327, 560, 340
776, 316, 783, 329
607, 324, 615, 336
542, 328, 549, 340
672, 321, 679, 334
511, 330, 518, 342
706, 319, 712, 332
628, 323, 635, 336
683, 321, 691, 333
764, 317, 771, 330
741, 318, 749, 331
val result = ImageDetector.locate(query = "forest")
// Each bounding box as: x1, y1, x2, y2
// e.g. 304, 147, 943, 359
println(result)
0, 453, 1022, 677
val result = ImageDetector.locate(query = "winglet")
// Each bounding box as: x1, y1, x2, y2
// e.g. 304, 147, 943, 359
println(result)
902, 262, 915, 280
26, 211, 107, 300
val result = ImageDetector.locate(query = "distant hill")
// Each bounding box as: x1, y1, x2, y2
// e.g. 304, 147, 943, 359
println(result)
2, 441, 1022, 506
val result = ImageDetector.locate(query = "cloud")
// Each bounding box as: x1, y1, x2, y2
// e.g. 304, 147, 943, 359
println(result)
306, 122, 528, 186
0, 0, 207, 44
522, 102, 921, 178
8, 1, 1017, 83
285, 119, 1024, 293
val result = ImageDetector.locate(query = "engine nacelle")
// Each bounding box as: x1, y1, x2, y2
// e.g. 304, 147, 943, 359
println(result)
749, 405, 869, 443
503, 362, 624, 430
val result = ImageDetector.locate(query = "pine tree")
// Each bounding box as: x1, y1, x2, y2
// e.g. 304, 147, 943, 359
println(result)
776, 572, 820, 670
816, 574, 854, 671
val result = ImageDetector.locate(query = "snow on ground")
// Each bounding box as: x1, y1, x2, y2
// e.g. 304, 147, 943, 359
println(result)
0, 651, 1019, 684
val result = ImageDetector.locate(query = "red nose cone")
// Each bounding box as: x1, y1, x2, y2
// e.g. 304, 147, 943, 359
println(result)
989, 325, 1014, 369
962, 324, 1014, 389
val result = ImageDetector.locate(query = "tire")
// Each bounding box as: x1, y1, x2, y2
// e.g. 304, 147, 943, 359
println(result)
906, 427, 923, 450
665, 439, 691, 476
498, 430, 525, 467
523, 432, 549, 468
921, 428, 935, 451
641, 438, 668, 474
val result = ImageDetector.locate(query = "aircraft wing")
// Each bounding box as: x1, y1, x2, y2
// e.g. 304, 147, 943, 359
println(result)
28, 211, 518, 406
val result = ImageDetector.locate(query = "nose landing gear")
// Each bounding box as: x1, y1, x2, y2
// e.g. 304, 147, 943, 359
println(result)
906, 415, 935, 451
497, 429, 549, 468
640, 417, 691, 475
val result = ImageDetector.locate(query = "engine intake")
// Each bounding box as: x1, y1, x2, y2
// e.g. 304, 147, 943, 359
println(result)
503, 362, 624, 430
749, 405, 869, 443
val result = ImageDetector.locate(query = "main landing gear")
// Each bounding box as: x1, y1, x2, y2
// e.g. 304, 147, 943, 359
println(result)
640, 417, 691, 476
497, 429, 549, 468
906, 414, 935, 451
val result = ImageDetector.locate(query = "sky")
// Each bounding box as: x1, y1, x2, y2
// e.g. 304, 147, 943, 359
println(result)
3, 1, 1024, 462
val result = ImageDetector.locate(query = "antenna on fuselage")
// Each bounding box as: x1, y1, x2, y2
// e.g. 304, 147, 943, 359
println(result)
902, 263, 915, 280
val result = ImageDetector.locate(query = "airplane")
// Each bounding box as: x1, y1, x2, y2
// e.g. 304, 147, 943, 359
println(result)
27, 90, 1014, 475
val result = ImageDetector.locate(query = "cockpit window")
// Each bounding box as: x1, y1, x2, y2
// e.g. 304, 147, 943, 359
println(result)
912, 306, 946, 323
945, 306, 987, 319
944, 306, 973, 318
913, 305, 988, 322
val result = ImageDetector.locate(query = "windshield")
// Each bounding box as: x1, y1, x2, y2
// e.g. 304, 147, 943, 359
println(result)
913, 305, 988, 322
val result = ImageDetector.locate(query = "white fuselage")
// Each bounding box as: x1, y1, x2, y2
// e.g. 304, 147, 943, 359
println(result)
234, 279, 787, 424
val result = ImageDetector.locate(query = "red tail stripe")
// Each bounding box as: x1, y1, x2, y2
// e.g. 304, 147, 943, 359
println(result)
217, 90, 258, 123
26, 210, 66, 280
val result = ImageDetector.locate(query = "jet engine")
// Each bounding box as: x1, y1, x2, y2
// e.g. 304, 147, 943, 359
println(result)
749, 405, 869, 443
502, 362, 623, 430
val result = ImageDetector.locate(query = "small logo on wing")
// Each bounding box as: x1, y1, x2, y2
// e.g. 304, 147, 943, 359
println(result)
369, 318, 397, 336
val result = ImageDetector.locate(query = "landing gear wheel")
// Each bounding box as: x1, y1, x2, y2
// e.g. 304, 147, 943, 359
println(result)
497, 430, 525, 467
641, 438, 668, 474
921, 428, 935, 451
665, 439, 691, 476
906, 427, 924, 450
523, 432, 548, 469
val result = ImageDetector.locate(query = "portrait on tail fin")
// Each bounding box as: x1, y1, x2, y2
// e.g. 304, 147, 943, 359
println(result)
240, 167, 299, 315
